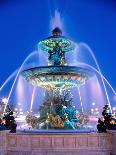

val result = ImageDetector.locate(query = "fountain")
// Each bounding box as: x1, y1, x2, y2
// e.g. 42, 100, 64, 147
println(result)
0, 7, 115, 155
0, 10, 115, 132
0, 25, 115, 132
21, 27, 95, 130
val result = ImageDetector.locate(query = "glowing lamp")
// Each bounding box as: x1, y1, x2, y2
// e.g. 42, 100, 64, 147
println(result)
2, 98, 8, 104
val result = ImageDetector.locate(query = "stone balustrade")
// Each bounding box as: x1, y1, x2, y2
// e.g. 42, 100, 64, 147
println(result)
0, 130, 115, 155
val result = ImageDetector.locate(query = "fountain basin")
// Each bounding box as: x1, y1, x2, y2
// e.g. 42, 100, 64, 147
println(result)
22, 66, 94, 89
38, 35, 75, 52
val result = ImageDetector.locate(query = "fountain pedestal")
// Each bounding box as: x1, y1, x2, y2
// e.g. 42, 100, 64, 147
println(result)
108, 130, 116, 155
0, 131, 114, 155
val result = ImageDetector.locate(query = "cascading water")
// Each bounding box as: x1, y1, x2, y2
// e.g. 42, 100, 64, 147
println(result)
78, 88, 84, 113
30, 87, 36, 112
78, 43, 112, 113
3, 51, 40, 113
77, 62, 116, 95
0, 70, 18, 92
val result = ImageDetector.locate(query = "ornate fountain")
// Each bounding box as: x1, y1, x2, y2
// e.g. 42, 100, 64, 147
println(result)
22, 27, 94, 129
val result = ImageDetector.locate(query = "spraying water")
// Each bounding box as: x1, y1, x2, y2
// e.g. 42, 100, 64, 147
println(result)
30, 87, 36, 112
3, 51, 39, 113
0, 70, 17, 91
78, 88, 84, 113
77, 62, 116, 95
50, 10, 63, 30
78, 42, 112, 113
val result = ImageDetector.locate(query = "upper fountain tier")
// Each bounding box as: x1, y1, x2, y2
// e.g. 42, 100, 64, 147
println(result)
38, 27, 75, 66
22, 28, 94, 90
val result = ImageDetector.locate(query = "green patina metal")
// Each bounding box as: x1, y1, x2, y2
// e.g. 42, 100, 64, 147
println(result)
38, 36, 75, 52
22, 66, 93, 89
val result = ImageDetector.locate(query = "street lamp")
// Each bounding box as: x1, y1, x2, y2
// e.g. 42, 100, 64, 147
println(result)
2, 98, 8, 104
95, 108, 98, 111
92, 102, 96, 106
112, 107, 115, 111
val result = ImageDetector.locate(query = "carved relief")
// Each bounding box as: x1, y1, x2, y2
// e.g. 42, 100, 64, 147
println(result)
52, 137, 64, 148
88, 136, 99, 147
40, 137, 52, 148
76, 136, 88, 147
31, 137, 40, 149
17, 136, 30, 148
8, 135, 17, 147
64, 137, 76, 148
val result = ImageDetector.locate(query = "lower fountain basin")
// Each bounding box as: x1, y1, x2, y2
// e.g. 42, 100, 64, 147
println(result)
22, 66, 94, 89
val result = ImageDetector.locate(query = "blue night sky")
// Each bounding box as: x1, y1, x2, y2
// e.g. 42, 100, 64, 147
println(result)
0, 0, 116, 92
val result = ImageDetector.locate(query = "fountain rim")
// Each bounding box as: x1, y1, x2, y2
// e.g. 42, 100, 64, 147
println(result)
21, 66, 95, 89
21, 65, 95, 76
